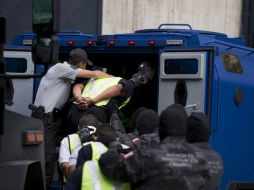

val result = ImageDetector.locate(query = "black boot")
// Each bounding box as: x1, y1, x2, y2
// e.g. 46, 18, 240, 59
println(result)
131, 61, 154, 86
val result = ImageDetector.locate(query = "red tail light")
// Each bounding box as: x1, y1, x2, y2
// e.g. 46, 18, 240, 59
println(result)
128, 40, 136, 45
87, 40, 94, 45
148, 40, 156, 45
67, 40, 74, 46
108, 40, 115, 45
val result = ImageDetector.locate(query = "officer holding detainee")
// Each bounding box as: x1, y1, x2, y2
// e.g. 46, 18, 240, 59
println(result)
30, 48, 112, 189
99, 104, 210, 190
68, 61, 155, 129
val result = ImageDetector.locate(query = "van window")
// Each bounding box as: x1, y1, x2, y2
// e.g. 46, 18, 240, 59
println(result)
221, 53, 243, 74
160, 52, 205, 79
164, 59, 198, 74
4, 58, 27, 73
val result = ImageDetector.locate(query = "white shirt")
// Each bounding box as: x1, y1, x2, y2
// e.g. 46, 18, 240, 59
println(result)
34, 62, 80, 113
58, 134, 82, 165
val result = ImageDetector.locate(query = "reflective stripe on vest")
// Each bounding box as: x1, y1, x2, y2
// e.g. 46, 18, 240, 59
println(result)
90, 142, 108, 160
81, 77, 130, 108
64, 134, 82, 182
82, 160, 131, 190
68, 134, 81, 154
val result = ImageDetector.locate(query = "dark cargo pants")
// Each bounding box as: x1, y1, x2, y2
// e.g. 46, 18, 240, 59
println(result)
42, 113, 62, 190
30, 105, 62, 190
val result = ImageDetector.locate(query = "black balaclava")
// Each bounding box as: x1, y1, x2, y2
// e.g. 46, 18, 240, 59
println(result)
130, 107, 146, 130
159, 104, 187, 140
136, 109, 159, 135
186, 112, 210, 143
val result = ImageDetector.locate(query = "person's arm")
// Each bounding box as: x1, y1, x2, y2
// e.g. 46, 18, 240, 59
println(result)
68, 148, 80, 177
68, 165, 76, 177
92, 84, 123, 103
59, 138, 71, 178
72, 83, 84, 101
110, 112, 126, 134
60, 162, 69, 178
80, 84, 123, 108
76, 69, 112, 79
65, 166, 83, 190
99, 149, 148, 184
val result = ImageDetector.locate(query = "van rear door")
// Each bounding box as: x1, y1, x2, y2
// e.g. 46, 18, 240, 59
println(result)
4, 50, 34, 116
158, 50, 211, 115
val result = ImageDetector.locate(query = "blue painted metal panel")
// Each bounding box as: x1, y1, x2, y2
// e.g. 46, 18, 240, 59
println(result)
211, 47, 254, 189
6, 24, 254, 188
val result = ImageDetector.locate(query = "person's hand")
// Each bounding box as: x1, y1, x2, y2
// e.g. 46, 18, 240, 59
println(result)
75, 96, 87, 110
84, 97, 94, 108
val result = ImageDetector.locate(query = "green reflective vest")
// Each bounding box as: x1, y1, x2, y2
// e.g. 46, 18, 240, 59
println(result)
68, 134, 81, 154
64, 134, 82, 182
81, 77, 130, 108
81, 142, 130, 190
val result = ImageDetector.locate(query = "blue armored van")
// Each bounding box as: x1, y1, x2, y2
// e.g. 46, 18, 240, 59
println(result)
3, 24, 254, 189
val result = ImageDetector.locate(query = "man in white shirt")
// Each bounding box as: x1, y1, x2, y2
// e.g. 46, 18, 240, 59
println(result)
31, 48, 111, 189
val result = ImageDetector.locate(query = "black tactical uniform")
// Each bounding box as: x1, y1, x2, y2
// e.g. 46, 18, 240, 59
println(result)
111, 108, 159, 149
187, 112, 224, 190
132, 109, 159, 148
99, 104, 210, 190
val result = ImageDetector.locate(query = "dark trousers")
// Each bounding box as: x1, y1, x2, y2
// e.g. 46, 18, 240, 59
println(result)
42, 113, 62, 190
30, 105, 62, 190
68, 105, 107, 132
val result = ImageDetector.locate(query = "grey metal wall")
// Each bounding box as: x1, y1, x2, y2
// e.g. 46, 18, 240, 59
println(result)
241, 0, 254, 48
0, 0, 102, 44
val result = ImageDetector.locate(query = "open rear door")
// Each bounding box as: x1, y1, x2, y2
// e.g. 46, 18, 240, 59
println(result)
158, 50, 209, 115
4, 51, 34, 116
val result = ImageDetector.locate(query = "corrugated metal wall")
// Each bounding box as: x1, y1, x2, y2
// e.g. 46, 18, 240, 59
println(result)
102, 0, 242, 37
241, 0, 254, 47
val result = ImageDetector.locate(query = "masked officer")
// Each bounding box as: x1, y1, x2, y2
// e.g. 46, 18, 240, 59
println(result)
186, 112, 224, 190
111, 107, 159, 149
99, 104, 210, 190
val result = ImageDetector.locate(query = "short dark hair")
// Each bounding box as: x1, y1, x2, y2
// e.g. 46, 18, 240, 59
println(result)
94, 124, 117, 147
79, 114, 100, 129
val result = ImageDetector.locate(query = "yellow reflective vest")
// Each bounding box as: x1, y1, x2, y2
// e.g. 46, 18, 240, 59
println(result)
81, 142, 130, 190
81, 77, 130, 108
68, 134, 81, 154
